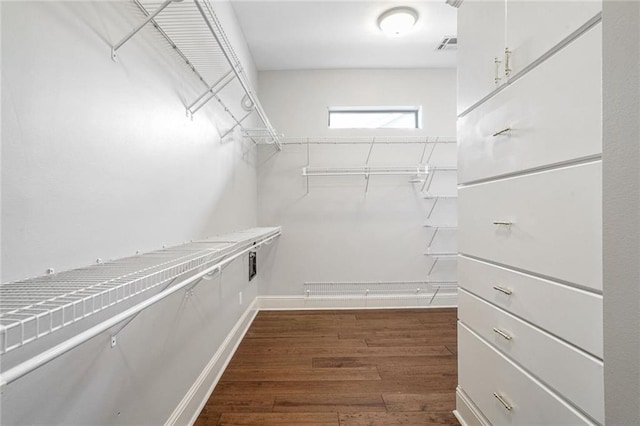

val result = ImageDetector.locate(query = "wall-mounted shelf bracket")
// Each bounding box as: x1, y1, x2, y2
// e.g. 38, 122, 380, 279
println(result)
424, 253, 458, 275
112, 0, 282, 150
186, 69, 235, 118
111, 0, 179, 62
426, 226, 457, 247
221, 110, 253, 139
424, 195, 457, 219
421, 166, 457, 193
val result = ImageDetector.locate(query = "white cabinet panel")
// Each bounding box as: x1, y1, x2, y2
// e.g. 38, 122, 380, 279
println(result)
457, 0, 505, 114
459, 290, 604, 424
458, 323, 596, 426
506, 1, 602, 76
458, 24, 602, 184
458, 161, 602, 290
458, 256, 602, 358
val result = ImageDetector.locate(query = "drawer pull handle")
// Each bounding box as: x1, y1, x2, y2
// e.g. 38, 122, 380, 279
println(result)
492, 127, 511, 137
494, 57, 502, 84
493, 285, 512, 295
493, 220, 512, 227
504, 47, 512, 77
493, 327, 513, 341
493, 392, 513, 411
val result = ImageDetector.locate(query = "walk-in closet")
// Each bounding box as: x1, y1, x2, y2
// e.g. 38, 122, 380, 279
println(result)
1, 1, 638, 425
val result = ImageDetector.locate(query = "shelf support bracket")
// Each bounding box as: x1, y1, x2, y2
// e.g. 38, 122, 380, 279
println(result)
421, 168, 437, 193
221, 111, 253, 139
111, 0, 180, 61
192, 0, 280, 150
186, 70, 236, 117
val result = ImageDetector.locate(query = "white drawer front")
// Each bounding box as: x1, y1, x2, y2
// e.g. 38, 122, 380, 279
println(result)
458, 24, 601, 184
458, 256, 602, 358
458, 161, 602, 290
458, 322, 596, 426
459, 290, 604, 424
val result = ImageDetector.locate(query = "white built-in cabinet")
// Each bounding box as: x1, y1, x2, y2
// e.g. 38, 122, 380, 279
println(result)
457, 0, 602, 114
455, 1, 603, 425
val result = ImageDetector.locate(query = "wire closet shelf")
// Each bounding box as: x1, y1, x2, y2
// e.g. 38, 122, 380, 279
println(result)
0, 227, 281, 357
304, 281, 457, 304
113, 0, 281, 149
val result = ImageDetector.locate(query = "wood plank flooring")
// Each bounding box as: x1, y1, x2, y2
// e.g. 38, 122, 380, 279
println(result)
195, 308, 459, 426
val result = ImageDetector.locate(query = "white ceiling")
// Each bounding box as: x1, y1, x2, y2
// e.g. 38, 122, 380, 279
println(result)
229, 1, 457, 70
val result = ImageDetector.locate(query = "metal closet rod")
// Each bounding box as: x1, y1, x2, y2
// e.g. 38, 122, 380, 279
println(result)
278, 136, 456, 145
302, 166, 429, 177
0, 232, 280, 387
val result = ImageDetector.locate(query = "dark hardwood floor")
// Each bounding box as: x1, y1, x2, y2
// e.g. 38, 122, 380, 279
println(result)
195, 308, 459, 426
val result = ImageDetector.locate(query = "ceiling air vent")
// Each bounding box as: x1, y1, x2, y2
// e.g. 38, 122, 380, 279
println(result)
436, 36, 457, 51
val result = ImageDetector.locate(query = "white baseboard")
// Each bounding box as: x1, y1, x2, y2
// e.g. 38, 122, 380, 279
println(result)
454, 386, 490, 426
165, 298, 259, 426
257, 294, 457, 310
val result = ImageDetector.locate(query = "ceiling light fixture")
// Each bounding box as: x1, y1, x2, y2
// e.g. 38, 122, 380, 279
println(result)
378, 7, 419, 37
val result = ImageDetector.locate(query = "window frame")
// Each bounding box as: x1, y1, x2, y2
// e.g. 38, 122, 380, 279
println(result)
327, 106, 422, 130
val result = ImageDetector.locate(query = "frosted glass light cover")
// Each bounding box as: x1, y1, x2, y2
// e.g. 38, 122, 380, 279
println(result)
378, 7, 418, 37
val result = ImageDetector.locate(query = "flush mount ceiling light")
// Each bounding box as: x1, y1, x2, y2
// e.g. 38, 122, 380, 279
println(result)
378, 7, 419, 37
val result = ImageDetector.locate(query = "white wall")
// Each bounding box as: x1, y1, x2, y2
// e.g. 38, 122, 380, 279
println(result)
603, 1, 640, 423
1, 1, 262, 424
1, 0, 257, 283
257, 69, 457, 300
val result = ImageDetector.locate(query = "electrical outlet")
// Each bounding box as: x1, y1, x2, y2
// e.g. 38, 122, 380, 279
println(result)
239, 291, 243, 305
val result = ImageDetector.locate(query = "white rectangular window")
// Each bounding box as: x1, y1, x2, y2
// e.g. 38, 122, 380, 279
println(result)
328, 106, 421, 129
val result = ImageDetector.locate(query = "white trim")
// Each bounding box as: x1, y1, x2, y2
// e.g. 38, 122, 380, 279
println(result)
165, 298, 259, 426
257, 294, 457, 310
454, 386, 491, 426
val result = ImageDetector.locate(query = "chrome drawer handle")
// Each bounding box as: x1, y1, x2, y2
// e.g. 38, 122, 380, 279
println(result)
493, 327, 513, 341
493, 285, 512, 296
493, 392, 513, 411
504, 47, 512, 77
492, 127, 511, 137
494, 57, 502, 85
493, 220, 512, 227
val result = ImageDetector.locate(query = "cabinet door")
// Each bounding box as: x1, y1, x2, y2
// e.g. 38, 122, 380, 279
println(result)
505, 0, 602, 76
457, 23, 602, 184
457, 0, 506, 114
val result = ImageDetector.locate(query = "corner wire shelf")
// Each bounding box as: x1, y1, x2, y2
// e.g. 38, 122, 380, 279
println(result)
112, 0, 280, 149
304, 281, 457, 304
0, 227, 281, 356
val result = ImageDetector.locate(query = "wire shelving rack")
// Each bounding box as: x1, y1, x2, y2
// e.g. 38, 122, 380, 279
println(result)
0, 227, 280, 356
112, 0, 281, 148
